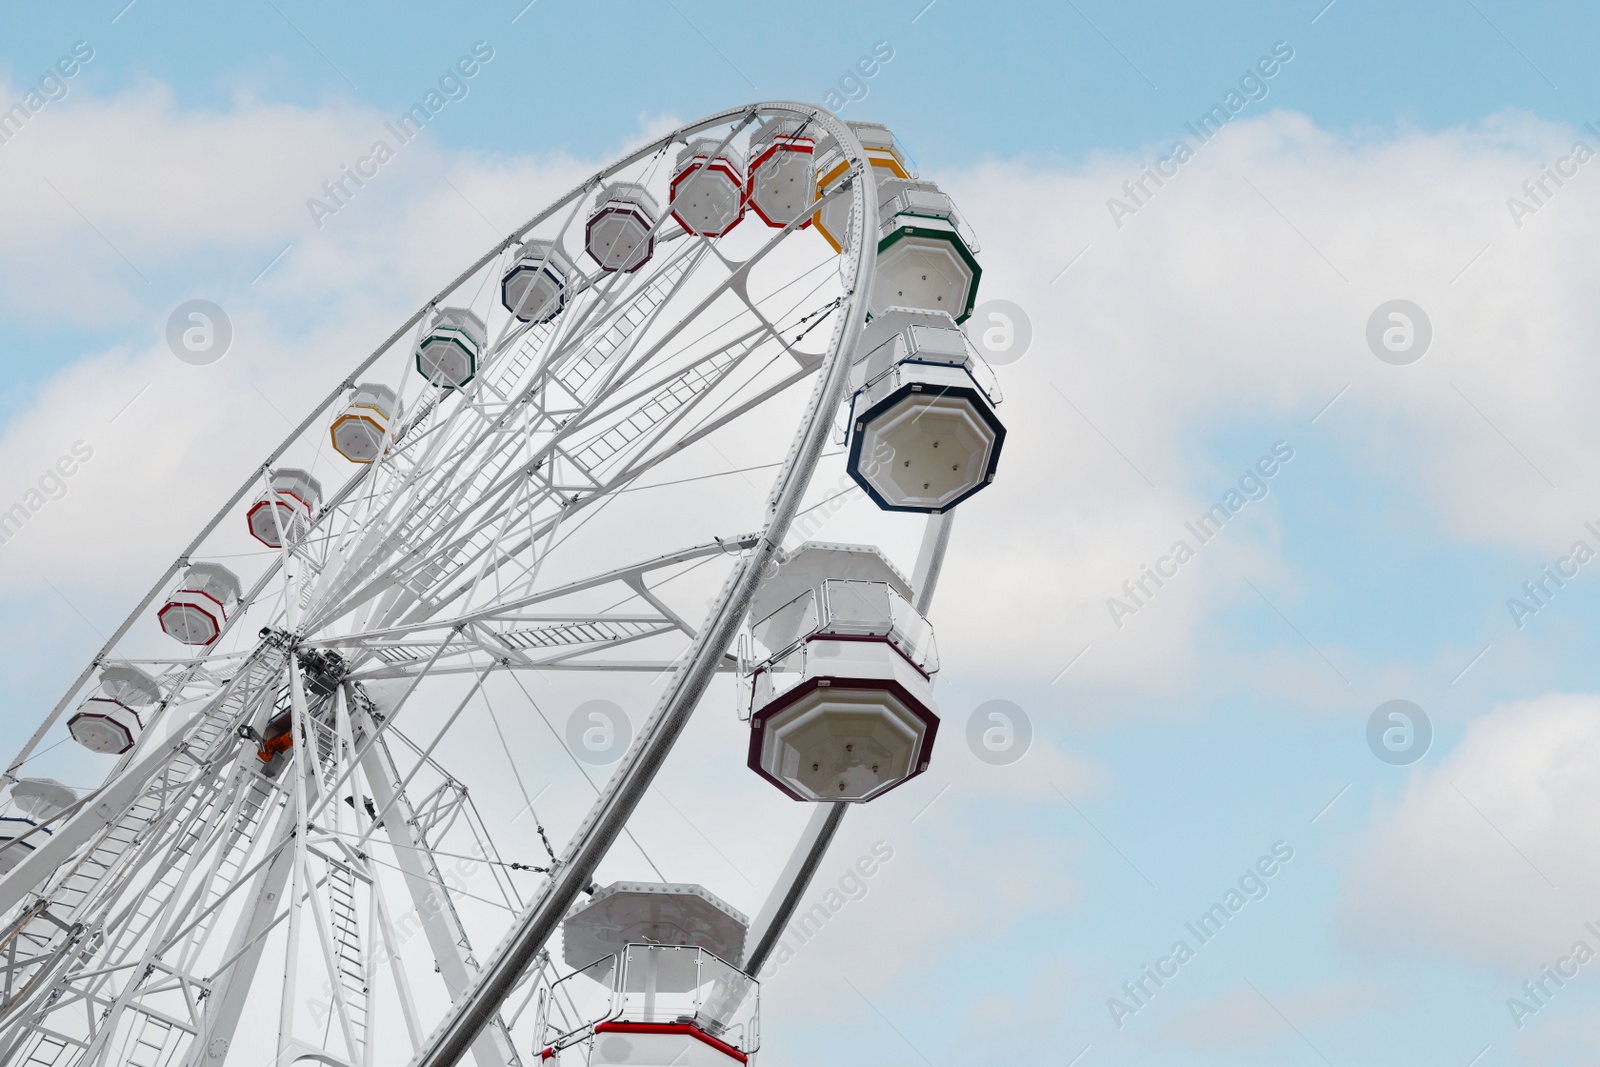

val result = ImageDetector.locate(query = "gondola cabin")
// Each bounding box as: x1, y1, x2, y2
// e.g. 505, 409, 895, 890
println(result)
845, 309, 1004, 513
331, 383, 401, 464
68, 664, 160, 754
587, 183, 660, 273
503, 239, 574, 324
743, 542, 940, 802
746, 120, 814, 228
416, 307, 487, 389
246, 468, 322, 548
541, 882, 758, 1067
812, 122, 912, 253
671, 139, 746, 237
1, 778, 77, 873
868, 178, 981, 323
158, 562, 242, 646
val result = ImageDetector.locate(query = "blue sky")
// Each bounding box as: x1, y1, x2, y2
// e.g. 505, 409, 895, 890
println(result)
0, 0, 1590, 165
6, 2, 1600, 1066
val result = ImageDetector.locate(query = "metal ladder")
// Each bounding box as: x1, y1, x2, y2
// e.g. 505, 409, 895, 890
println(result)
122, 1013, 172, 1067
548, 254, 696, 403
17, 1032, 76, 1067
168, 774, 276, 976
568, 340, 748, 473
326, 860, 367, 1058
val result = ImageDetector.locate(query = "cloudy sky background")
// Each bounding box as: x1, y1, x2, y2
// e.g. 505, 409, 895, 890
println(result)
6, 1, 1600, 1064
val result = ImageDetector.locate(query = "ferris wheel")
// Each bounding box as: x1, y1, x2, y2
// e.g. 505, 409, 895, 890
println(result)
0, 102, 1006, 1067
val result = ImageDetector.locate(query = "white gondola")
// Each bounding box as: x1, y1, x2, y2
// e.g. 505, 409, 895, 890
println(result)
68, 664, 160, 753
158, 562, 241, 646
331, 383, 402, 464
12, 778, 77, 820
247, 468, 322, 548
743, 542, 939, 802
868, 177, 982, 323
1, 778, 78, 873
68, 697, 144, 753
415, 307, 487, 389
747, 119, 815, 228
846, 308, 1004, 512
587, 182, 660, 273
542, 882, 757, 1067
812, 121, 912, 253
100, 663, 162, 705
671, 138, 746, 237
502, 238, 574, 324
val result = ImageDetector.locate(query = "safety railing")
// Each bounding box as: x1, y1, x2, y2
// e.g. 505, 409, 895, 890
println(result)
743, 579, 940, 716
537, 945, 759, 1056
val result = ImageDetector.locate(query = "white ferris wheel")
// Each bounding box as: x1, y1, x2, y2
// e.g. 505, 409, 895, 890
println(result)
0, 103, 1007, 1067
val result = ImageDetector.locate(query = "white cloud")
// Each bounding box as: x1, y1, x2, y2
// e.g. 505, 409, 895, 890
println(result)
1338, 692, 1600, 972
924, 108, 1600, 693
